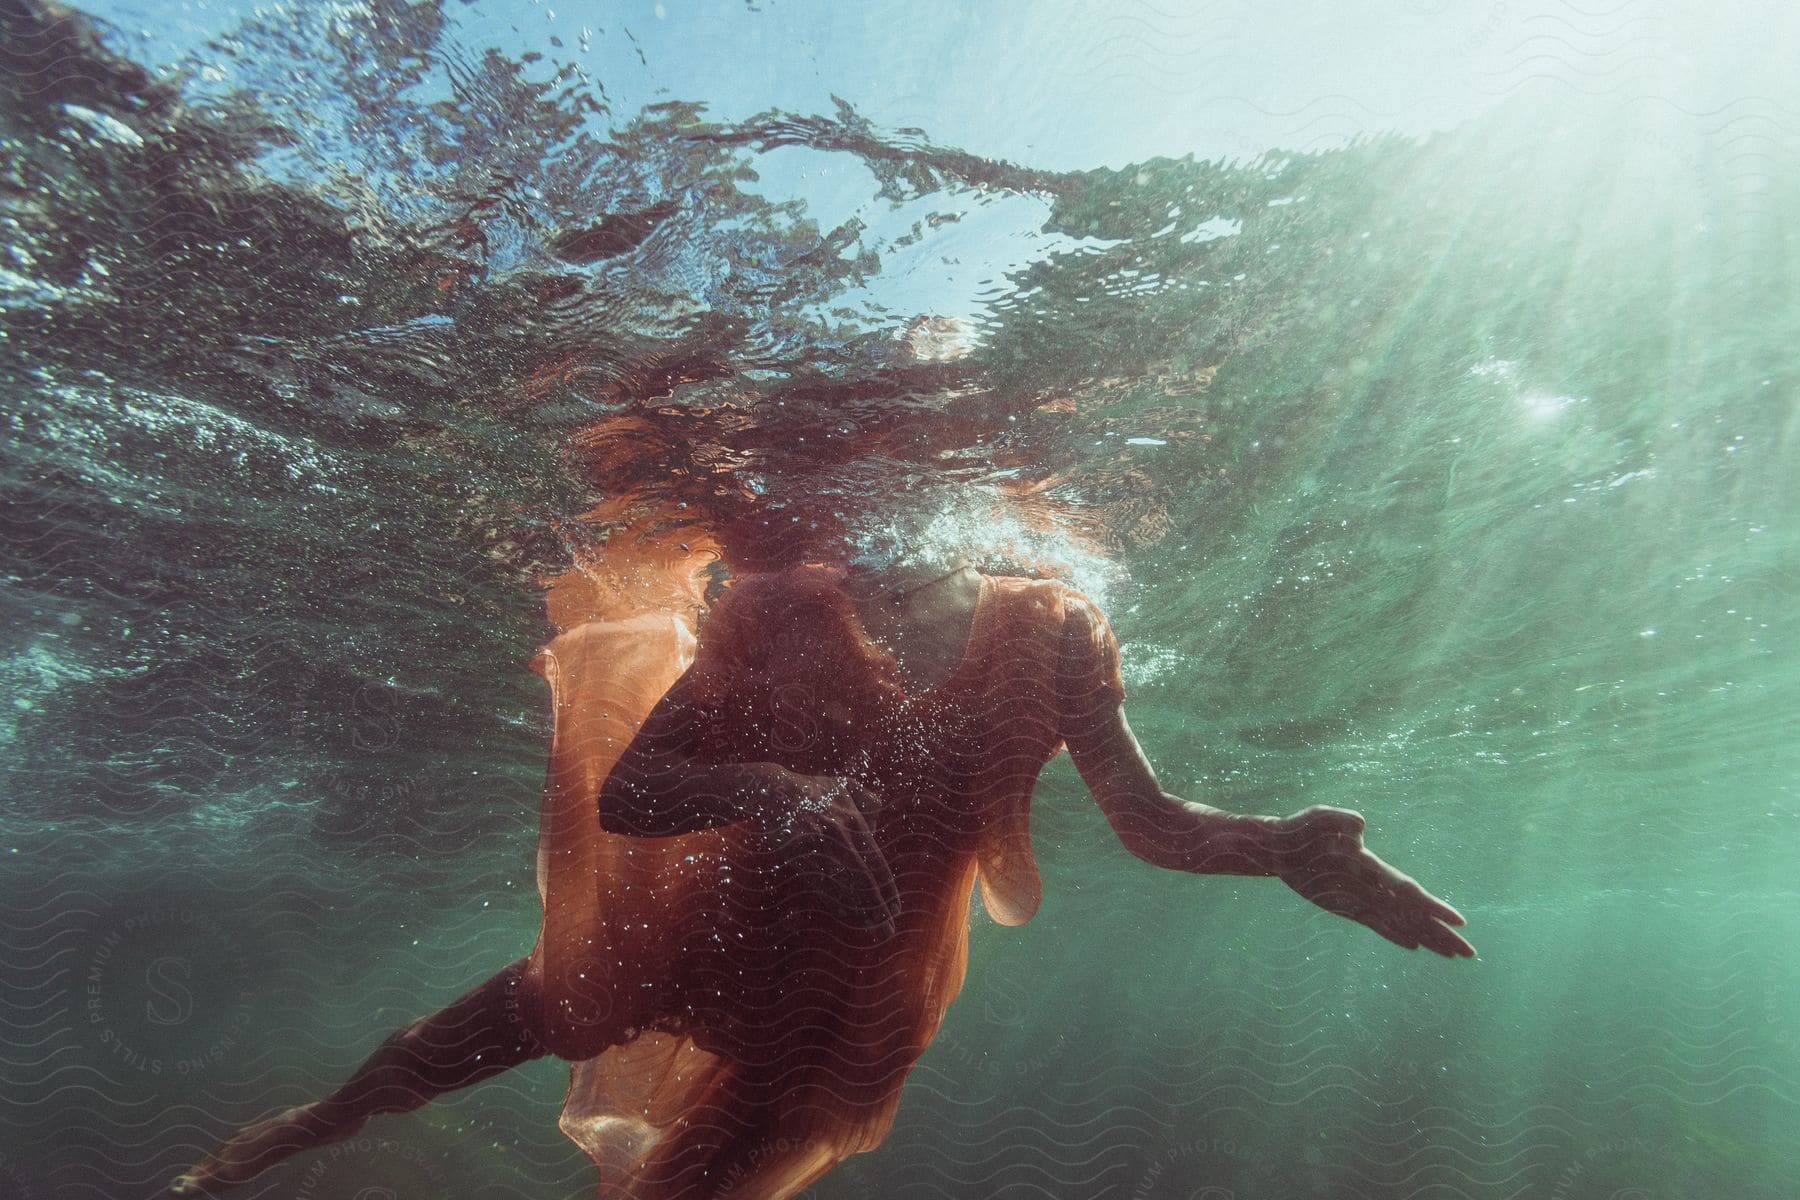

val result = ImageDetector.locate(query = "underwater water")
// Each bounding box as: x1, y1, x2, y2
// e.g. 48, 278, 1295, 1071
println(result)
2, 0, 1797, 1196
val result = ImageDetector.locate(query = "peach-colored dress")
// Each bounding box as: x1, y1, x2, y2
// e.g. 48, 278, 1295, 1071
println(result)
526, 565, 1123, 1199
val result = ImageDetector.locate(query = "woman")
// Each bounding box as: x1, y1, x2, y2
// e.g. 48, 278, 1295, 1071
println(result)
174, 544, 1471, 1199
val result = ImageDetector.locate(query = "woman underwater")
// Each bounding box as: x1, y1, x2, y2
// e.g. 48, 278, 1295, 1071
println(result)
173, 516, 1473, 1200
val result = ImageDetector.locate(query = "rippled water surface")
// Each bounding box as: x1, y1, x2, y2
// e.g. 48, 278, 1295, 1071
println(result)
2, 1, 1797, 1197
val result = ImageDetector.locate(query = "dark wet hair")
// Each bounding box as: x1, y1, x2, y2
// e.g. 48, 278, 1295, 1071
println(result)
718, 503, 856, 574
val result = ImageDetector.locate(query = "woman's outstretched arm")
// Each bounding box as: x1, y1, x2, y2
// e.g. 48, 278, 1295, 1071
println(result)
1059, 700, 1289, 876
1055, 596, 1474, 958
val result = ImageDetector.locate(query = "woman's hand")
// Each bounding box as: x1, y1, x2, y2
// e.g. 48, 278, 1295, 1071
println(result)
763, 775, 902, 938
1274, 805, 1475, 958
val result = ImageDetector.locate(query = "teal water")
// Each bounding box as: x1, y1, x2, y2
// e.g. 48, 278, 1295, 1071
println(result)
2, 2, 1796, 1198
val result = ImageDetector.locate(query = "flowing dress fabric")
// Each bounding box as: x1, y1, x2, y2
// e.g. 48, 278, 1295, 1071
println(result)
528, 569, 1125, 1199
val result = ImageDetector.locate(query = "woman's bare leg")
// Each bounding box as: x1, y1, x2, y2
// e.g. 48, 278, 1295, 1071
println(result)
172, 956, 548, 1196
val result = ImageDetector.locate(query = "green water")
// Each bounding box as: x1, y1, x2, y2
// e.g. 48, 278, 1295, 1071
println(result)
1, 2, 1797, 1197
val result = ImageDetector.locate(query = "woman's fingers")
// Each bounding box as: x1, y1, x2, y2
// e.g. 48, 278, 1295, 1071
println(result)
1407, 915, 1473, 958
1392, 899, 1476, 958
1383, 872, 1464, 926
1392, 878, 1474, 954
854, 819, 902, 928
1348, 856, 1475, 958
1425, 894, 1467, 928
832, 811, 900, 934
825, 781, 901, 932
1288, 835, 1473, 957
1432, 925, 1477, 957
